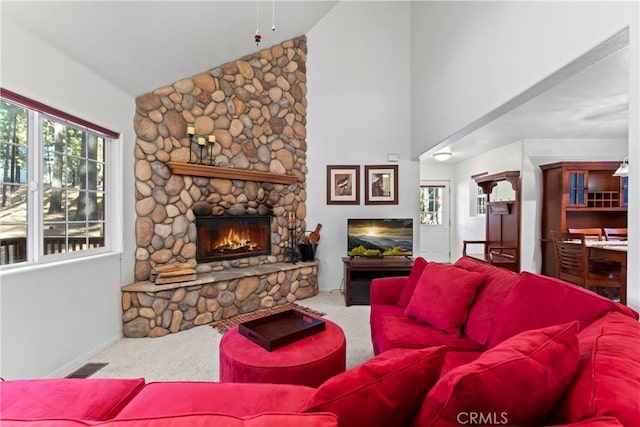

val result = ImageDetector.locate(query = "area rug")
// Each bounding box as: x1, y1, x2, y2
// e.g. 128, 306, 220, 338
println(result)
211, 303, 326, 334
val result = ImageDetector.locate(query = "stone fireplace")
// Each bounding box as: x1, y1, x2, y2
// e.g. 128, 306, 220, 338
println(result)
122, 36, 319, 338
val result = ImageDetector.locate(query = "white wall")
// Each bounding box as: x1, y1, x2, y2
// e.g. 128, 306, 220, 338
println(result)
628, 12, 639, 310
0, 22, 135, 378
420, 163, 455, 183
306, 2, 418, 292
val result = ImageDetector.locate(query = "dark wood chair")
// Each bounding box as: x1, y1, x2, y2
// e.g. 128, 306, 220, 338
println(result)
551, 231, 622, 302
604, 228, 628, 241
568, 228, 603, 241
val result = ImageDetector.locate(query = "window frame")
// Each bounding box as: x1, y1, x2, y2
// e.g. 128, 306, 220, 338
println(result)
1, 88, 120, 268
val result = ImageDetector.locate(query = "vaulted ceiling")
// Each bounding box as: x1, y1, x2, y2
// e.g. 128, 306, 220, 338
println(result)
2, 1, 337, 96
422, 44, 629, 163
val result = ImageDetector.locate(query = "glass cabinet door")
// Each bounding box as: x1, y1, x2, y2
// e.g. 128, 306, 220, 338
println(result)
568, 170, 588, 207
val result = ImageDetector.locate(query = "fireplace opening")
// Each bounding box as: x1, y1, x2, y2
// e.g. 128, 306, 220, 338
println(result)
196, 216, 271, 262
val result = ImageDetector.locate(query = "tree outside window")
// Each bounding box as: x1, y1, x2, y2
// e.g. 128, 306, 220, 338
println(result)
476, 185, 487, 215
420, 186, 443, 225
1, 96, 109, 265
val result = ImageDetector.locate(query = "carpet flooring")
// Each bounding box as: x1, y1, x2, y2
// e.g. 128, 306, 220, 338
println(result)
83, 291, 373, 382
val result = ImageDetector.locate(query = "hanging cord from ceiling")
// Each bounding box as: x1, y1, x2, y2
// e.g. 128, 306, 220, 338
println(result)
254, 0, 262, 46
272, 0, 276, 31
255, 0, 276, 46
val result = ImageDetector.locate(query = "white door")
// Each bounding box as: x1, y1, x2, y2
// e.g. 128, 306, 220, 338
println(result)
419, 181, 450, 263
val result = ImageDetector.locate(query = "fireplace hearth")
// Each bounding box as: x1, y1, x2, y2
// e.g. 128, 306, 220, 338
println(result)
196, 216, 271, 262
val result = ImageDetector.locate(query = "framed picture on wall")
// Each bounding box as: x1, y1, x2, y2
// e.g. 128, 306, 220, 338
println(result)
365, 164, 398, 205
326, 165, 360, 205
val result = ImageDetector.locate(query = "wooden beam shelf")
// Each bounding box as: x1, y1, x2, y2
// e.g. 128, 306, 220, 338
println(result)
167, 162, 297, 185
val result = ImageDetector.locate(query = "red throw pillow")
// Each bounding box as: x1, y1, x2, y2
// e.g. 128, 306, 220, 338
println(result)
300, 347, 446, 427
453, 257, 519, 345
397, 257, 429, 307
413, 321, 579, 427
404, 263, 484, 337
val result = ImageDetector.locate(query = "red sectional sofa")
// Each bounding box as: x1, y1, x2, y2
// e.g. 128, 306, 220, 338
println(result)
2, 256, 639, 427
370, 256, 640, 426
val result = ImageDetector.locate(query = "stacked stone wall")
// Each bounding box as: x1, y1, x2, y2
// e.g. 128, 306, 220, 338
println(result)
122, 263, 318, 338
133, 36, 308, 281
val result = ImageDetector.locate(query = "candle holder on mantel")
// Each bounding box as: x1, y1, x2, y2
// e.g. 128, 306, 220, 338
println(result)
186, 126, 216, 165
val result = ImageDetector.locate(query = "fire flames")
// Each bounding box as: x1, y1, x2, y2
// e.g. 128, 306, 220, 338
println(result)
213, 228, 258, 253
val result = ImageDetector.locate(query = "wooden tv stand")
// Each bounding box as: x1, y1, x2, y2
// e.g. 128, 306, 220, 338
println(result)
342, 257, 414, 306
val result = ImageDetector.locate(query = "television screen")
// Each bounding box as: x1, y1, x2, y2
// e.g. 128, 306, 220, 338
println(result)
347, 218, 413, 257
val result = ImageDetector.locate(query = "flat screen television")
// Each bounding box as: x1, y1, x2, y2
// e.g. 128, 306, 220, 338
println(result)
347, 218, 413, 257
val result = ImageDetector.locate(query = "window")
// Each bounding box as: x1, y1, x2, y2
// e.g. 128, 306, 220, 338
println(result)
469, 173, 488, 217
476, 185, 487, 215
419, 185, 443, 225
0, 90, 117, 266
0, 100, 28, 264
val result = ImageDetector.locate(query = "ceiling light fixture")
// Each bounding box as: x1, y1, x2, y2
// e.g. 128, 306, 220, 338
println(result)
432, 151, 453, 162
613, 156, 629, 177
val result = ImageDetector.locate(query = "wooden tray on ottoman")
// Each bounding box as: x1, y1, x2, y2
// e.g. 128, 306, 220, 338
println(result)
238, 309, 326, 351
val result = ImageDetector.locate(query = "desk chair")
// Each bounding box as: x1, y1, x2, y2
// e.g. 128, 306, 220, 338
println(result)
551, 231, 622, 302
567, 228, 603, 241
604, 228, 628, 241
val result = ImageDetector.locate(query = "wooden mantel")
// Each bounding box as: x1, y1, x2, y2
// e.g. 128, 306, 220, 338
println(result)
167, 162, 297, 185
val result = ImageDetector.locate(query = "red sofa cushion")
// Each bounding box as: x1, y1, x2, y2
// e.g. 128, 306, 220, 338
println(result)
414, 322, 579, 427
397, 256, 428, 308
370, 305, 484, 355
454, 257, 518, 345
300, 346, 446, 427
0, 378, 145, 421
550, 311, 640, 426
405, 263, 484, 337
115, 382, 315, 419
549, 417, 624, 426
487, 271, 638, 348
1, 413, 339, 426
370, 276, 406, 306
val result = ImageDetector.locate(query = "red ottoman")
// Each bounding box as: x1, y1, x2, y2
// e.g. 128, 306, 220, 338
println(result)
219, 318, 347, 387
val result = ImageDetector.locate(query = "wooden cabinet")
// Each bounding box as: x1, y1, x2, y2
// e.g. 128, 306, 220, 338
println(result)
342, 257, 413, 306
463, 171, 521, 272
540, 161, 628, 277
